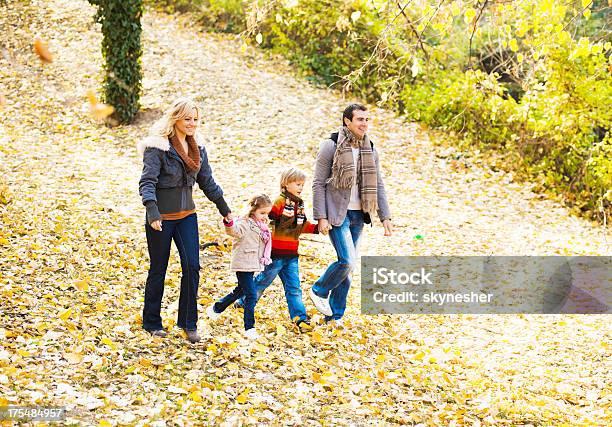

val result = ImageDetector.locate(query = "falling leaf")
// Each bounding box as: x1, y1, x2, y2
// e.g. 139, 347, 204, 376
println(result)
86, 90, 114, 120
255, 33, 263, 45
351, 11, 361, 23
34, 38, 53, 63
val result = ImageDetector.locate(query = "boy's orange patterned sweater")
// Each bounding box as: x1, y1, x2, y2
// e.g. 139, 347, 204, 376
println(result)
269, 191, 318, 257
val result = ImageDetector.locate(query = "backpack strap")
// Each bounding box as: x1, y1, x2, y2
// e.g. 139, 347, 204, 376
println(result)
330, 132, 374, 149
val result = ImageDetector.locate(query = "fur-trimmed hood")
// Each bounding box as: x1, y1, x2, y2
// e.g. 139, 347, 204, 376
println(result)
136, 132, 206, 156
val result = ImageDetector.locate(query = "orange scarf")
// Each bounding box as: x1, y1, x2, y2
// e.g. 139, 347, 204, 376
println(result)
170, 134, 200, 173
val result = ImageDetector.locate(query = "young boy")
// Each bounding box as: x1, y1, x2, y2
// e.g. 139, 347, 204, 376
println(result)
236, 167, 318, 331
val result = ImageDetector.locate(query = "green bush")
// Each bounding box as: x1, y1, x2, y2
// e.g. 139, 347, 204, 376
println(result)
152, 0, 611, 218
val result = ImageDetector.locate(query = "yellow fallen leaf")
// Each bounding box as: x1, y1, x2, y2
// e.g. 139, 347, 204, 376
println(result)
189, 391, 203, 402
413, 351, 425, 361
236, 388, 250, 404
253, 343, 267, 353
101, 337, 117, 351
99, 420, 112, 427
74, 280, 89, 291
443, 372, 453, 384
65, 352, 83, 364
311, 331, 323, 343
375, 354, 385, 363
59, 308, 73, 321
18, 349, 31, 357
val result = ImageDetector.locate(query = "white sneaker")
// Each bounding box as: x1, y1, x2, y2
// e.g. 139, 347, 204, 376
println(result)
206, 304, 221, 321
244, 328, 260, 340
309, 287, 333, 316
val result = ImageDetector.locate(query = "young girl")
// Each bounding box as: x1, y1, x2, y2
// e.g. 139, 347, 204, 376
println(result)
207, 194, 273, 340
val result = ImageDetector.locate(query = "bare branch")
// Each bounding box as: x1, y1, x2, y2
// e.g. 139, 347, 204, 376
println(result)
467, 0, 490, 69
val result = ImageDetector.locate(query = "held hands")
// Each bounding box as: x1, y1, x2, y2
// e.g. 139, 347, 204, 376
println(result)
382, 219, 393, 237
151, 213, 233, 232
318, 219, 332, 235
318, 218, 392, 236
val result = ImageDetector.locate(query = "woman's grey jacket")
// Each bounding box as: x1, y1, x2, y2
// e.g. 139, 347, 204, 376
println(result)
138, 133, 230, 223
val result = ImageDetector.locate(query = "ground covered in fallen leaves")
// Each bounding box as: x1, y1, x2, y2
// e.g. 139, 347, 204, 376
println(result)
0, 1, 610, 425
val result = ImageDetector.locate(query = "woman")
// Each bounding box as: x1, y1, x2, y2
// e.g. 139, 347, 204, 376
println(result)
138, 98, 232, 343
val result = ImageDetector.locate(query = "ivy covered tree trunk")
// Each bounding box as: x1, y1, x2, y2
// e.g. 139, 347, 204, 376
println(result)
88, 0, 143, 124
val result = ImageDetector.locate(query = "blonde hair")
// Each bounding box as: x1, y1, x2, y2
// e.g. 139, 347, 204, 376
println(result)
280, 167, 306, 190
247, 194, 272, 218
151, 97, 200, 138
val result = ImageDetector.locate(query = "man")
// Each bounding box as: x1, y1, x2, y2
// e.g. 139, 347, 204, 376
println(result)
310, 103, 393, 324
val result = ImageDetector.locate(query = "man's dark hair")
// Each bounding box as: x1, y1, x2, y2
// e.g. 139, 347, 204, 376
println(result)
342, 103, 367, 126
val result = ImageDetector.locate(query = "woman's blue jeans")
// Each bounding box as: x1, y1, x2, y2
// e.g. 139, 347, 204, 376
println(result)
143, 213, 200, 331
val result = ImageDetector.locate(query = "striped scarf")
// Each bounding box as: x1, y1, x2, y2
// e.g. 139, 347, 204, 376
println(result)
328, 126, 378, 215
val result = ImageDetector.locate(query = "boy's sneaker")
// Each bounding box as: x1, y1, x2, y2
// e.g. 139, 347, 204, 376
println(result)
309, 287, 333, 316
244, 328, 260, 340
206, 304, 222, 321
296, 318, 313, 332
